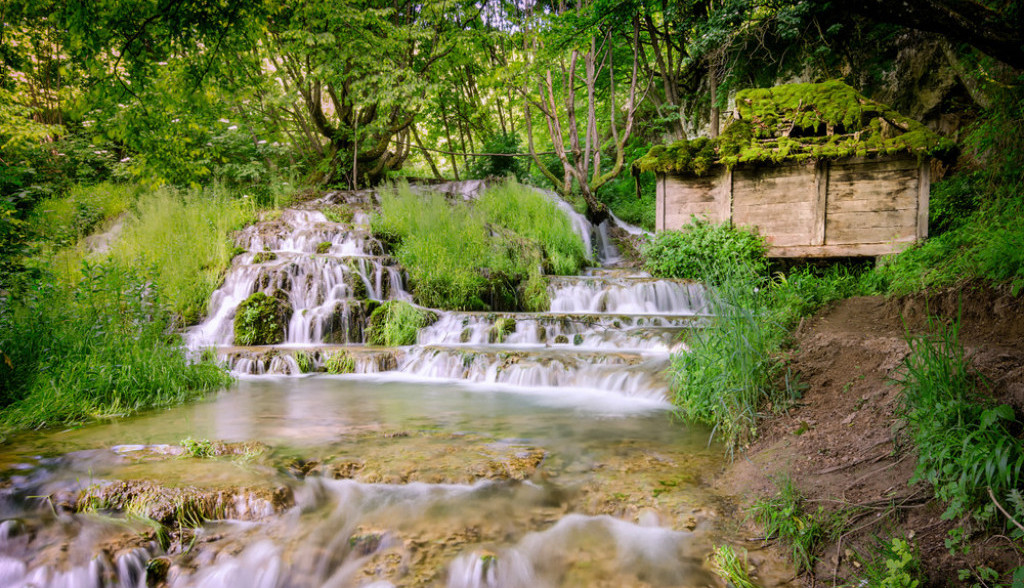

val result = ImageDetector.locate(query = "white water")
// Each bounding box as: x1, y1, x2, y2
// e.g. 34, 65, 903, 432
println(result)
0, 183, 769, 587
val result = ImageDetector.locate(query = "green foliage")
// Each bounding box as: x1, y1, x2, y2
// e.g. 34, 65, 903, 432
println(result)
750, 477, 828, 573
670, 263, 788, 450
27, 183, 138, 248
372, 180, 584, 311
857, 537, 924, 588
642, 218, 768, 285
324, 351, 356, 374
928, 173, 984, 237
181, 438, 215, 458
294, 350, 314, 373
108, 186, 256, 325
597, 140, 656, 231
316, 241, 332, 254
0, 262, 230, 433
233, 292, 291, 346
710, 545, 761, 588
899, 319, 1024, 524
768, 263, 875, 330
366, 301, 437, 347
466, 133, 527, 181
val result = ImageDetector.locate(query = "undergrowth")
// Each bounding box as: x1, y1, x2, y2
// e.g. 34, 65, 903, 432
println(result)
0, 262, 231, 433
372, 180, 585, 311
366, 301, 437, 347
642, 218, 767, 285
898, 319, 1024, 527
750, 477, 831, 574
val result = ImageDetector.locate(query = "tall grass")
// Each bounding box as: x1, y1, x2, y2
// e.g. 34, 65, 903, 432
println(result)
0, 182, 256, 435
899, 318, 1024, 525
372, 180, 585, 311
0, 262, 231, 433
670, 262, 788, 451
110, 185, 256, 325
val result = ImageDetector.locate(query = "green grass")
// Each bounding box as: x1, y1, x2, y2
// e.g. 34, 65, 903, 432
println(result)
109, 185, 256, 325
366, 301, 437, 347
0, 262, 231, 433
710, 545, 761, 588
0, 181, 257, 435
855, 537, 924, 588
372, 179, 585, 311
750, 477, 829, 574
669, 262, 789, 451
898, 318, 1023, 525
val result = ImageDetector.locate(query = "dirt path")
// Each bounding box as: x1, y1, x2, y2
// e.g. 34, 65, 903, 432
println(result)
717, 287, 1024, 585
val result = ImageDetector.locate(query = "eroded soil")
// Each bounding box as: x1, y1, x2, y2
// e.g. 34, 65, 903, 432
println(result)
718, 285, 1024, 584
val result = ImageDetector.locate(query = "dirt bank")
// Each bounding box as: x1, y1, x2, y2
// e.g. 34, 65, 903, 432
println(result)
717, 285, 1024, 585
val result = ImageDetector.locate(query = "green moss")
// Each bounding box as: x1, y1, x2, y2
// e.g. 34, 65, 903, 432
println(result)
233, 291, 291, 346
252, 250, 277, 264
635, 80, 956, 174
315, 241, 332, 254
366, 301, 438, 347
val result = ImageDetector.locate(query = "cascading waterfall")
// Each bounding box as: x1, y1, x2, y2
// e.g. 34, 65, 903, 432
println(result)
0, 182, 774, 588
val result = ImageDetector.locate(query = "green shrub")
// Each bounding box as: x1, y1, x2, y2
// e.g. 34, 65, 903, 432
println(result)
324, 351, 356, 374
642, 219, 768, 284
181, 437, 215, 458
466, 133, 527, 181
750, 477, 828, 574
899, 318, 1024, 524
366, 301, 437, 346
233, 292, 291, 346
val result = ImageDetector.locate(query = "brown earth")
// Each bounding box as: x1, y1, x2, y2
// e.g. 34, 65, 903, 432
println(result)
717, 284, 1024, 585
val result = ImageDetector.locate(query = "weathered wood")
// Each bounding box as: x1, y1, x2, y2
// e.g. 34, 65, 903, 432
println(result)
813, 162, 828, 246
770, 241, 916, 258
917, 163, 930, 239
657, 154, 929, 257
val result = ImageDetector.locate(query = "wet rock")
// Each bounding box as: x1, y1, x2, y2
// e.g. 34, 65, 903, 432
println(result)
76, 480, 294, 524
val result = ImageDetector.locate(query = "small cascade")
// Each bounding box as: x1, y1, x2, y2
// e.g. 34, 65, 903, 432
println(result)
187, 184, 703, 407
186, 195, 412, 350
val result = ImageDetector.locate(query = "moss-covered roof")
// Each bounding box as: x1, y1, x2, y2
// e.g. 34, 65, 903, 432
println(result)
634, 80, 957, 175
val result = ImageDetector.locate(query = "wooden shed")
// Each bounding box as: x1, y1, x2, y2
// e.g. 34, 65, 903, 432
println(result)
636, 81, 955, 258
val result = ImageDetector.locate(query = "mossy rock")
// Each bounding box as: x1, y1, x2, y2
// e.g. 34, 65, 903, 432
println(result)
366, 301, 438, 347
252, 251, 278, 264
488, 317, 517, 344
234, 291, 292, 346
321, 204, 355, 224
316, 241, 332, 254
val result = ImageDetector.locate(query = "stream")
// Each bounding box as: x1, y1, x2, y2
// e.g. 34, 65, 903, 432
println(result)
0, 185, 787, 587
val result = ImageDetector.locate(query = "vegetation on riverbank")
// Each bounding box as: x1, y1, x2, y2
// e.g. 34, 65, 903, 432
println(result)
0, 183, 261, 435
371, 180, 586, 311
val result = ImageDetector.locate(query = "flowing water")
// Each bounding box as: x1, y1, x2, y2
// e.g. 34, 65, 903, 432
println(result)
0, 186, 789, 587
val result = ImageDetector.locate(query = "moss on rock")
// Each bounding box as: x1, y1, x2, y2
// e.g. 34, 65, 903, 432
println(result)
233, 291, 292, 346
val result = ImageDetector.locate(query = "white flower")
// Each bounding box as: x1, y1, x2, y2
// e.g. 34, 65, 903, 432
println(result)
219, 118, 230, 124
228, 125, 238, 131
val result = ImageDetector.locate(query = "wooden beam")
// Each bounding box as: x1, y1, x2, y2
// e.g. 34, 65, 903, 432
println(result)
813, 161, 828, 246
768, 240, 916, 258
917, 162, 930, 239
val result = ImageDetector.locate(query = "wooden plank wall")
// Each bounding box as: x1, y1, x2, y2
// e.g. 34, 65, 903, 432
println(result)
656, 156, 929, 257
732, 163, 817, 247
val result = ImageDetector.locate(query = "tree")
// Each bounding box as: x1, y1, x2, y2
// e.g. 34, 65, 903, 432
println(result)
517, 1, 648, 223
265, 0, 481, 187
